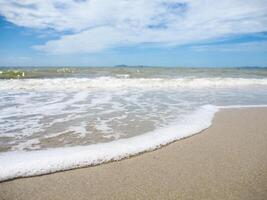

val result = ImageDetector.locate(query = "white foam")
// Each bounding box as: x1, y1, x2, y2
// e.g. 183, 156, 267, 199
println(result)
1, 104, 267, 182
0, 105, 218, 181
1, 77, 267, 91
44, 122, 90, 139
11, 139, 40, 151
68, 122, 89, 138
219, 105, 267, 109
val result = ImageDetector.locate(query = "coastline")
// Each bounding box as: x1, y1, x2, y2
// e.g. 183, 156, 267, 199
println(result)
1, 107, 267, 199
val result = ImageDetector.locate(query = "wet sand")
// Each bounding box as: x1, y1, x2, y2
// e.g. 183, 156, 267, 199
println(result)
0, 108, 267, 200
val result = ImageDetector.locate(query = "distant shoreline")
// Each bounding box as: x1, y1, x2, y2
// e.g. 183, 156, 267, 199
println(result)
0, 66, 267, 69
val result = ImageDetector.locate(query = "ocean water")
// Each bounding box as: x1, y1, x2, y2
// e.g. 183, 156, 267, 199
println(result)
0, 67, 267, 181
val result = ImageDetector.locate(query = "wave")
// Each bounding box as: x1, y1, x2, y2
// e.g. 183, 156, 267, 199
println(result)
0, 104, 266, 182
1, 77, 267, 90
0, 105, 217, 181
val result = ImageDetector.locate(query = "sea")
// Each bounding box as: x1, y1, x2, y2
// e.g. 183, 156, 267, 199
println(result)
0, 66, 267, 181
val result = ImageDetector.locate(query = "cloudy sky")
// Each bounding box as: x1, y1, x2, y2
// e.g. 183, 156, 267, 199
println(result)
0, 0, 267, 67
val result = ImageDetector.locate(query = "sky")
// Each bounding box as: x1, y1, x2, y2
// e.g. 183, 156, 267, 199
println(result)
0, 0, 267, 67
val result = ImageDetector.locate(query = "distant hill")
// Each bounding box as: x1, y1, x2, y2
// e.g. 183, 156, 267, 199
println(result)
114, 65, 129, 67
114, 65, 147, 68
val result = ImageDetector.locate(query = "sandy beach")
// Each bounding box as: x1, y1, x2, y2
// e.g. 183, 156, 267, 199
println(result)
0, 108, 267, 200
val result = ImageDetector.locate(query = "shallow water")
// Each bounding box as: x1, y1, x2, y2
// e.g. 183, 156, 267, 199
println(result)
1, 67, 267, 181
0, 67, 267, 152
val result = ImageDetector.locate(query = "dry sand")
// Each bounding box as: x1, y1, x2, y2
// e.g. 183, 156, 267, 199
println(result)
0, 108, 267, 200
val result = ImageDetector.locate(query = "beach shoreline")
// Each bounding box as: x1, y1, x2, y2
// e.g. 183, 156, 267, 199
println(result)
1, 107, 267, 200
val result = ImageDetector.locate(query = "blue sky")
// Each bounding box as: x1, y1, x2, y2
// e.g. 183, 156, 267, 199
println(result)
0, 0, 267, 67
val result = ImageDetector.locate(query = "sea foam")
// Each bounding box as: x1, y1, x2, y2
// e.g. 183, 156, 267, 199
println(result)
1, 77, 267, 91
1, 104, 267, 182
0, 105, 218, 182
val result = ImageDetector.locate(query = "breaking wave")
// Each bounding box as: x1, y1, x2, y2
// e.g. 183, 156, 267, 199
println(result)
1, 77, 267, 90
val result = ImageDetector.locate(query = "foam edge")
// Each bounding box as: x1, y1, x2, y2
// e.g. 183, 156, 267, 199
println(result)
1, 104, 267, 182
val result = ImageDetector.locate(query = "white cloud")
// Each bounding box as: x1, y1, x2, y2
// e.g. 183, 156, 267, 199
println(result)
0, 0, 267, 54
191, 41, 267, 52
